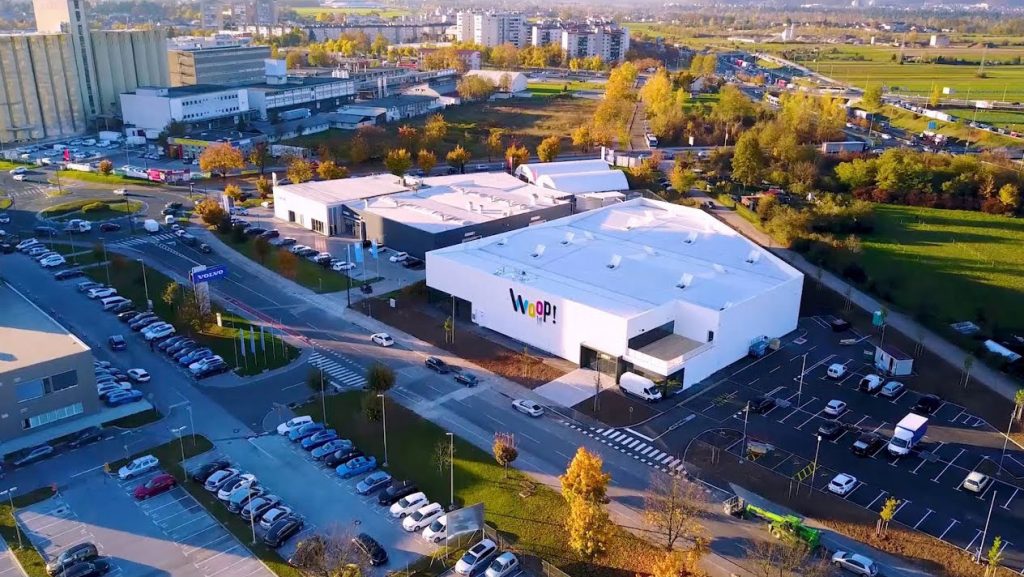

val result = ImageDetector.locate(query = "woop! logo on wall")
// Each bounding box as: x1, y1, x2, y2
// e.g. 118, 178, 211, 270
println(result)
509, 288, 557, 324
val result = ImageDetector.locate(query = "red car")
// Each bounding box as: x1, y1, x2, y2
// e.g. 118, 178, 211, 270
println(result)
134, 473, 176, 500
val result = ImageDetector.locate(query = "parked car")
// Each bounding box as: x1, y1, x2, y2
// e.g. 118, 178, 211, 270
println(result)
195, 358, 230, 378
217, 474, 257, 501
158, 336, 186, 351
87, 287, 117, 299
828, 473, 858, 496
54, 558, 112, 577
263, 516, 304, 548
259, 506, 293, 530
403, 502, 443, 532
749, 395, 775, 414
422, 515, 448, 543
962, 471, 992, 494
377, 480, 418, 506
99, 223, 121, 232
424, 356, 450, 373
880, 381, 905, 398
241, 495, 282, 522
858, 375, 884, 394
134, 473, 176, 500
389, 491, 428, 518
204, 468, 240, 491
454, 539, 498, 576
311, 439, 352, 460
189, 460, 231, 483
105, 389, 143, 406
226, 485, 265, 513
108, 335, 127, 351
301, 429, 339, 450
55, 269, 85, 280
45, 543, 99, 575
333, 261, 356, 271
13, 444, 55, 466
189, 355, 224, 374
76, 280, 102, 292
68, 427, 103, 449
511, 399, 544, 417
912, 394, 942, 416
324, 448, 363, 468
817, 420, 844, 440
144, 324, 175, 341
277, 415, 313, 436
356, 471, 393, 495
851, 432, 885, 457
826, 363, 847, 379
831, 551, 879, 576
370, 333, 394, 347
484, 552, 520, 577
288, 422, 325, 442
823, 399, 847, 417
127, 368, 150, 383
389, 251, 408, 263
352, 533, 388, 566
118, 455, 158, 480
337, 456, 377, 479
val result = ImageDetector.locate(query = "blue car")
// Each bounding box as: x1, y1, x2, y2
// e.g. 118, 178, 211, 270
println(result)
301, 429, 338, 450
312, 439, 353, 460
180, 348, 213, 366
106, 389, 143, 406
336, 456, 377, 479
288, 422, 325, 442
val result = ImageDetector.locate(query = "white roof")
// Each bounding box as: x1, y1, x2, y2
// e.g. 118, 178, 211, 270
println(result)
464, 70, 526, 86
535, 170, 629, 193
361, 172, 567, 233
514, 159, 613, 184
273, 174, 410, 206
427, 197, 802, 317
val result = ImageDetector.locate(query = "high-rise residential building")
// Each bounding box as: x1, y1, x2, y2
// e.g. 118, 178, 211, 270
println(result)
0, 33, 86, 140
169, 45, 271, 87
531, 20, 630, 63
454, 11, 527, 48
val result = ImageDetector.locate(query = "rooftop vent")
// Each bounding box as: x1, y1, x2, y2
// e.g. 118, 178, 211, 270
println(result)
606, 254, 622, 270
561, 232, 575, 245
496, 237, 507, 246
531, 244, 546, 258
745, 250, 761, 264
583, 231, 595, 240
467, 201, 474, 212
684, 231, 697, 244
676, 273, 694, 289
643, 245, 656, 256
712, 263, 726, 274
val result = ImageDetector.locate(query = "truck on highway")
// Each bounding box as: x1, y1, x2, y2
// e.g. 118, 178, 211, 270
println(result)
820, 141, 867, 154
888, 413, 928, 456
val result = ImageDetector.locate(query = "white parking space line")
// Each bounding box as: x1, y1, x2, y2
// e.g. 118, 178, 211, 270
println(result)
795, 410, 822, 430
912, 458, 930, 474
894, 499, 911, 515
914, 509, 934, 529
940, 519, 959, 540
207, 554, 253, 577
966, 529, 983, 553
1003, 488, 1019, 510
870, 421, 888, 434
845, 482, 864, 498
142, 494, 191, 512
867, 490, 888, 509
778, 397, 817, 424
195, 543, 242, 568
932, 449, 965, 483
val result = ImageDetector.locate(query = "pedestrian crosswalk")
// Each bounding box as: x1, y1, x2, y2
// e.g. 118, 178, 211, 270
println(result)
115, 232, 176, 246
309, 350, 366, 390
563, 421, 687, 475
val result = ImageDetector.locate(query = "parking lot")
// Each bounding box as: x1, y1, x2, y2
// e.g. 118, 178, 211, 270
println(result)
670, 315, 1024, 571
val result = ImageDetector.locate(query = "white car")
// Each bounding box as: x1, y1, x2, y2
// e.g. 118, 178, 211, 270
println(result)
189, 355, 223, 373
962, 471, 991, 494
371, 333, 394, 347
289, 245, 310, 254
823, 399, 847, 417
127, 368, 151, 383
217, 474, 257, 501
277, 415, 313, 435
389, 491, 428, 518
87, 287, 117, 299
113, 188, 128, 196
332, 261, 355, 271
9, 167, 26, 175
827, 363, 847, 379
145, 325, 175, 341
880, 381, 905, 398
259, 506, 293, 530
118, 454, 159, 480
858, 374, 884, 393
40, 256, 66, 268
141, 322, 172, 337
389, 251, 408, 263
402, 502, 444, 532
422, 515, 447, 543
484, 552, 520, 577
204, 468, 239, 491
12, 174, 25, 181
828, 473, 858, 496
831, 551, 879, 576
15, 238, 38, 250
512, 399, 544, 417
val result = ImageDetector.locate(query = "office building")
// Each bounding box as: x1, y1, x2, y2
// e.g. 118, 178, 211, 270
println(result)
426, 198, 803, 390
169, 45, 271, 87
120, 85, 250, 133
0, 33, 87, 140
0, 283, 98, 455
454, 11, 527, 48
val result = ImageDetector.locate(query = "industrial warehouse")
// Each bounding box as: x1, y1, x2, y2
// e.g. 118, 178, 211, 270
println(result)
425, 197, 804, 390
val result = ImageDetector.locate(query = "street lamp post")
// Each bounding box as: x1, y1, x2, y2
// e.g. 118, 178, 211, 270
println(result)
187, 404, 195, 444
0, 487, 21, 548
248, 485, 257, 545
740, 400, 750, 464
446, 432, 454, 510
320, 367, 327, 425
137, 258, 151, 310
809, 435, 822, 496
378, 394, 388, 467
171, 426, 187, 462
1000, 408, 1013, 473
797, 353, 807, 407
451, 295, 456, 343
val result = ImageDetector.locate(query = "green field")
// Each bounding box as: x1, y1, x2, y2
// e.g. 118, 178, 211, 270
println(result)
883, 106, 1020, 148
944, 108, 1024, 131
813, 61, 1024, 101
41, 197, 143, 222
291, 6, 409, 18
860, 204, 1024, 332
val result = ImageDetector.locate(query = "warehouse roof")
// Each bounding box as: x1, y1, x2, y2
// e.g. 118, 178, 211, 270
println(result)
514, 159, 613, 184
426, 197, 802, 316
534, 170, 629, 194
361, 173, 567, 233
0, 283, 90, 374
273, 173, 409, 206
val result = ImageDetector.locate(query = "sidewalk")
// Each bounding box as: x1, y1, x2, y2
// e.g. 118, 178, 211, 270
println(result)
696, 192, 1020, 402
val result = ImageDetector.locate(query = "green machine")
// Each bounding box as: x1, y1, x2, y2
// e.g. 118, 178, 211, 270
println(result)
723, 497, 821, 549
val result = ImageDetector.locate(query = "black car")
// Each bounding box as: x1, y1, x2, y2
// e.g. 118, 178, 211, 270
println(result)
161, 207, 176, 216
851, 432, 885, 457
324, 448, 363, 468
165, 202, 183, 210
109, 301, 134, 313
45, 542, 98, 575
259, 229, 280, 239
817, 420, 844, 440
117, 310, 140, 322
244, 227, 267, 236
68, 427, 103, 449
353, 533, 388, 566
130, 317, 161, 331
54, 269, 85, 280
195, 359, 230, 379
263, 516, 303, 548
454, 372, 478, 387
167, 340, 196, 355
749, 395, 775, 414
98, 223, 121, 232
912, 394, 942, 416
55, 559, 112, 577
424, 356, 450, 374
108, 335, 127, 351
0, 242, 14, 254
198, 243, 212, 254
189, 459, 231, 483
34, 225, 59, 237
377, 480, 418, 506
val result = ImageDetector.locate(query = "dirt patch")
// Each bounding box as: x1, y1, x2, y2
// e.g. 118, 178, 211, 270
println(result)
573, 389, 662, 428
687, 440, 1015, 577
358, 293, 566, 388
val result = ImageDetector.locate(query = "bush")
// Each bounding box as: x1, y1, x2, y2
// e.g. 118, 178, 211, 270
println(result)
842, 262, 868, 284
82, 201, 107, 213
230, 223, 247, 244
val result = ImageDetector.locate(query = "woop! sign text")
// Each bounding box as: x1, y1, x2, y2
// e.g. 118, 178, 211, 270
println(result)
509, 288, 557, 324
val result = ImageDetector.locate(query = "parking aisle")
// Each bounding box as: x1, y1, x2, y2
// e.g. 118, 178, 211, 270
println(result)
0, 538, 26, 577
17, 494, 124, 577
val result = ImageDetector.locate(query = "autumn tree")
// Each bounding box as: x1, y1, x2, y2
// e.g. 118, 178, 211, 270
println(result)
862, 83, 883, 112
566, 499, 612, 559
397, 125, 419, 151
536, 136, 562, 163
651, 550, 688, 577
457, 75, 497, 101
877, 496, 899, 536
254, 236, 271, 264
277, 249, 298, 280
732, 131, 767, 188
199, 142, 245, 180
384, 149, 413, 176
194, 197, 227, 227
287, 158, 314, 184
489, 43, 520, 69
644, 473, 706, 551
669, 164, 696, 195
348, 136, 370, 164
506, 144, 529, 171
998, 183, 1020, 212
485, 129, 504, 161
446, 145, 471, 174
98, 159, 113, 175
492, 433, 519, 478
712, 85, 756, 125
571, 125, 594, 152
417, 149, 437, 175
256, 176, 273, 198
561, 447, 610, 504
423, 114, 448, 148
316, 160, 349, 181
366, 362, 395, 393
161, 281, 181, 307
432, 438, 454, 475
224, 184, 244, 201
248, 142, 270, 174
285, 51, 303, 69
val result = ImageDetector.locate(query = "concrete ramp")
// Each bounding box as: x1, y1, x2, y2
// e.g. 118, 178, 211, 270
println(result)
534, 368, 602, 407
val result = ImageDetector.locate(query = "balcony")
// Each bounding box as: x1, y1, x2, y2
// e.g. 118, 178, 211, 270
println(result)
622, 334, 714, 376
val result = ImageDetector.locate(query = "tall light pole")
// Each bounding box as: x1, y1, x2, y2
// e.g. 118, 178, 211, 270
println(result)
320, 367, 327, 425
137, 258, 151, 310
446, 432, 454, 510
378, 393, 388, 467
451, 295, 456, 343
1000, 408, 1014, 473
186, 404, 195, 444
171, 426, 187, 462
809, 435, 822, 496
740, 400, 750, 464
248, 485, 257, 545
0, 487, 21, 548
797, 353, 807, 407
978, 489, 998, 563
99, 237, 110, 285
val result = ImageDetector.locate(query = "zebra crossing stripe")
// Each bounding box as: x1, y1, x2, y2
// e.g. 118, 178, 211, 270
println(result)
610, 433, 625, 442
601, 429, 614, 437
627, 440, 640, 449
636, 443, 648, 452
641, 447, 654, 456
660, 455, 674, 464
667, 458, 680, 468
649, 450, 664, 460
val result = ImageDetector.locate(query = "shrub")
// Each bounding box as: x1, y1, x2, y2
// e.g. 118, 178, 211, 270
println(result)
842, 262, 867, 284
82, 201, 107, 213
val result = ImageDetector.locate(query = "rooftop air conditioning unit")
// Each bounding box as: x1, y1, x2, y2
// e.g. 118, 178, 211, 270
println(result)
746, 250, 761, 264
561, 232, 575, 245
531, 244, 546, 258
606, 254, 622, 270
676, 273, 694, 289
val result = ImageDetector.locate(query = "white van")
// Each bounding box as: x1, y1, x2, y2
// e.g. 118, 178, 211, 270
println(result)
101, 296, 129, 310
619, 372, 663, 402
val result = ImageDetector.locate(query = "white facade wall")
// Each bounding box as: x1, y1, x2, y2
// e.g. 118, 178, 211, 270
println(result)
272, 187, 331, 232
120, 87, 248, 132
471, 13, 526, 48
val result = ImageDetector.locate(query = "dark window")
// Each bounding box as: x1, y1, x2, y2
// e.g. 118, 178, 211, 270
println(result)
707, 330, 715, 343
16, 379, 45, 402
47, 370, 79, 392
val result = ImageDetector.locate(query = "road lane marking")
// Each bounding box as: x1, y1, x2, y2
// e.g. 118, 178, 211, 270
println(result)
1003, 488, 1018, 510
70, 464, 105, 478
914, 509, 934, 529
932, 449, 965, 483
894, 499, 911, 515
939, 519, 959, 540
966, 529, 983, 553
769, 366, 781, 373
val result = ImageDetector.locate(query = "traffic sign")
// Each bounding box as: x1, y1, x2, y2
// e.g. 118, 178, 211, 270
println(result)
191, 264, 228, 284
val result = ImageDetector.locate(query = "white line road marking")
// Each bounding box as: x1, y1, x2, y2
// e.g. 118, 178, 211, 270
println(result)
625, 427, 654, 442
867, 491, 887, 510
914, 509, 934, 529
1003, 488, 1019, 510
912, 458, 929, 474
932, 449, 965, 483
894, 499, 911, 515
940, 519, 959, 540
871, 421, 888, 434
795, 410, 821, 430
769, 366, 781, 373
966, 529, 983, 553
70, 464, 105, 478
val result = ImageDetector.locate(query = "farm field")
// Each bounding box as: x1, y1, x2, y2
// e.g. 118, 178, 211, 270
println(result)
859, 204, 1024, 333
944, 108, 1024, 131
808, 60, 1024, 101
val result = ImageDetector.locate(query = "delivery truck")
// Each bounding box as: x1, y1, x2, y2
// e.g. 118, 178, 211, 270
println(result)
888, 413, 928, 456
619, 372, 663, 402
143, 219, 160, 234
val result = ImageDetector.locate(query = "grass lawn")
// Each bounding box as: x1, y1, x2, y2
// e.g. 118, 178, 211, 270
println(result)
883, 106, 1019, 148
86, 257, 299, 376
55, 170, 157, 187
2, 486, 61, 577
818, 60, 1024, 100
943, 108, 1024, 131
285, 97, 598, 162
860, 204, 1024, 334
212, 230, 368, 293
294, 391, 658, 577
41, 198, 143, 222
0, 197, 12, 210
0, 160, 32, 171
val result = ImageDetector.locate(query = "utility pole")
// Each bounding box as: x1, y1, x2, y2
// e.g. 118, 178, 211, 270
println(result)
137, 258, 151, 310
379, 394, 388, 466
446, 432, 454, 510
740, 401, 750, 464
797, 353, 807, 407
809, 435, 822, 496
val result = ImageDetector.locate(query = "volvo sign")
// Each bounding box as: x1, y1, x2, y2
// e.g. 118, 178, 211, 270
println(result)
191, 264, 228, 284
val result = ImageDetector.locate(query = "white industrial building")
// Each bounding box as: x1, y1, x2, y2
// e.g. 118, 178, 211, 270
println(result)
463, 70, 528, 93
120, 85, 250, 133
515, 159, 629, 195
426, 197, 803, 390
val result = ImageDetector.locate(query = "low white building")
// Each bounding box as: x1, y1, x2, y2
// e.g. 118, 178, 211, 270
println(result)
120, 85, 250, 133
426, 197, 803, 390
464, 70, 528, 93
